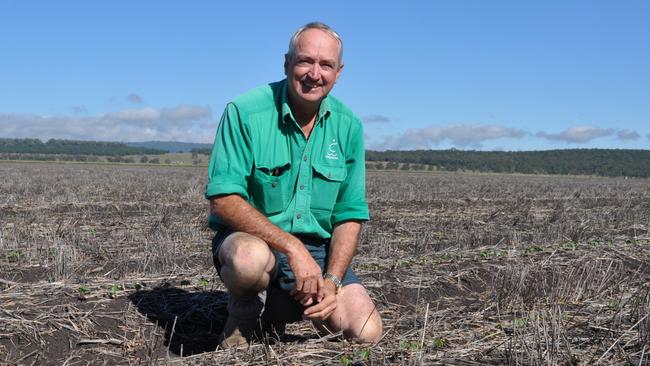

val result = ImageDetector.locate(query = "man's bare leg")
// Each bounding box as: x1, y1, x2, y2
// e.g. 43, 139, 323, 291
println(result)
217, 232, 276, 348
319, 284, 383, 343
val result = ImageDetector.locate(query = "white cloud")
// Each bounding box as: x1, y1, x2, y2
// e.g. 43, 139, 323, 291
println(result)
617, 129, 640, 141
0, 105, 214, 143
371, 123, 526, 150
536, 125, 614, 143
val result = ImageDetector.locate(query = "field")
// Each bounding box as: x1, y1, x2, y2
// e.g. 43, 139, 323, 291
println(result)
1, 163, 649, 365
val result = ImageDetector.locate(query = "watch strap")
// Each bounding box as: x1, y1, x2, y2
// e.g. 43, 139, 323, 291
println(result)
323, 272, 342, 293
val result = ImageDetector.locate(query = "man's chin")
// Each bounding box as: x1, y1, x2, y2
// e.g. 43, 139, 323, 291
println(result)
296, 93, 324, 105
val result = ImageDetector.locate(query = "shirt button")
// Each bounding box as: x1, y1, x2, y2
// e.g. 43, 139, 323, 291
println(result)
296, 213, 302, 219
303, 156, 308, 161
300, 184, 304, 190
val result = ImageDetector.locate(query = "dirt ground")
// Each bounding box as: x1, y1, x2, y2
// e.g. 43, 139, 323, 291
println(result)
1, 163, 649, 365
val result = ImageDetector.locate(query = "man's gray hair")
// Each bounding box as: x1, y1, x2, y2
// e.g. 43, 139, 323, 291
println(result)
287, 22, 343, 65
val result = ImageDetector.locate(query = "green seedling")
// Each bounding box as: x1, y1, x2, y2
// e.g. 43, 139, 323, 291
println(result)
514, 317, 527, 327
339, 354, 352, 365
133, 282, 142, 291
7, 249, 22, 262
563, 242, 576, 250
108, 284, 122, 298
433, 337, 448, 348
78, 286, 90, 294
358, 348, 372, 360
607, 299, 623, 310
524, 245, 543, 255
400, 340, 420, 351
199, 278, 210, 287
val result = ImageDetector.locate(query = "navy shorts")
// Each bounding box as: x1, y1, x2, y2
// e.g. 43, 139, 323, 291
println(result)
211, 226, 360, 323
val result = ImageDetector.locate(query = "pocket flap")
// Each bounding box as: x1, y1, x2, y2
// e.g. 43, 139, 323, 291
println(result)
312, 162, 346, 182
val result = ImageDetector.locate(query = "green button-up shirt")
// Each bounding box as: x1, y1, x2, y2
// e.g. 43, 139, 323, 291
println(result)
205, 79, 369, 238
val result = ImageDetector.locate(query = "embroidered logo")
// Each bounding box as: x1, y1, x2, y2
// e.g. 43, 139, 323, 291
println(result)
326, 139, 339, 160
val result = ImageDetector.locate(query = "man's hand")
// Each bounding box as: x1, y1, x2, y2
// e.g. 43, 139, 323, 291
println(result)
287, 246, 323, 302
303, 280, 338, 321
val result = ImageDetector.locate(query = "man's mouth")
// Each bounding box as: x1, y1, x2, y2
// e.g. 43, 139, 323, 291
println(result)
301, 81, 322, 90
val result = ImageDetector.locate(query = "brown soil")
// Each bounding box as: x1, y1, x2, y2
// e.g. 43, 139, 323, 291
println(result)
1, 164, 650, 365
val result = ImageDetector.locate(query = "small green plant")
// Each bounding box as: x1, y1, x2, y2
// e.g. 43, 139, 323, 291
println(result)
7, 249, 22, 262
607, 299, 623, 310
563, 242, 577, 250
108, 284, 122, 298
133, 282, 142, 291
339, 354, 352, 365
78, 286, 90, 295
199, 277, 210, 288
514, 317, 527, 327
432, 337, 448, 348
524, 245, 543, 255
400, 340, 420, 351
357, 348, 372, 360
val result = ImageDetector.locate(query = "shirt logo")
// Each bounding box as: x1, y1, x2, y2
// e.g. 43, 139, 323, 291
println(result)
326, 139, 339, 160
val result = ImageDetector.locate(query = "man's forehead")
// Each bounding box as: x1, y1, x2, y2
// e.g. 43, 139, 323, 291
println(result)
295, 29, 340, 51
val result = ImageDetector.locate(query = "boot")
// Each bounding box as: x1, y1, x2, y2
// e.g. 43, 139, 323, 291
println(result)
218, 291, 265, 349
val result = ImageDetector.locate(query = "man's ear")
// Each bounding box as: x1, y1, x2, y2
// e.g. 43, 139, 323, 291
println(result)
284, 54, 290, 76
335, 63, 344, 83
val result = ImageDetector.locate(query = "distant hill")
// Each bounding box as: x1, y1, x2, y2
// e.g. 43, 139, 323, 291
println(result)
125, 141, 213, 153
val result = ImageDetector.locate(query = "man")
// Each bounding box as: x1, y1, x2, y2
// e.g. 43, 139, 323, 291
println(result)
205, 22, 382, 348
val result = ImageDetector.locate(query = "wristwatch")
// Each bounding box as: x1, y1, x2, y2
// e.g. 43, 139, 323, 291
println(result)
323, 272, 342, 293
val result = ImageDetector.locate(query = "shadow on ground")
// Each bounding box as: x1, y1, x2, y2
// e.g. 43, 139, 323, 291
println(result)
129, 286, 228, 356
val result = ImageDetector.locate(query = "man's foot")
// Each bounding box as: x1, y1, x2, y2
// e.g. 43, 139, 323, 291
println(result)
218, 314, 260, 348
218, 293, 265, 349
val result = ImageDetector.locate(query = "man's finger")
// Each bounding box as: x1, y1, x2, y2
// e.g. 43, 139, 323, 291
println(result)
305, 279, 314, 295
305, 303, 336, 320
295, 278, 304, 294
304, 297, 333, 315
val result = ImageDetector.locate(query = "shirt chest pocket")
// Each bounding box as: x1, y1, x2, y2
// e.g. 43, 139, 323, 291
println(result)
251, 162, 291, 215
311, 161, 347, 211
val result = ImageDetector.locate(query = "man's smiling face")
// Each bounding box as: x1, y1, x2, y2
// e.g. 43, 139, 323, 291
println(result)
284, 28, 343, 110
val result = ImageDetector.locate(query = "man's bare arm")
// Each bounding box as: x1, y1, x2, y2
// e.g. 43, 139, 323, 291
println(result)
210, 194, 323, 296
303, 220, 361, 320
326, 220, 361, 281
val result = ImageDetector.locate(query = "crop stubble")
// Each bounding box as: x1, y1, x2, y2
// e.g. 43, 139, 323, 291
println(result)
1, 163, 649, 365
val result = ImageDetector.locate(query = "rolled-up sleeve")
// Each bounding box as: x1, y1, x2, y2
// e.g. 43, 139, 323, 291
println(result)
205, 103, 252, 200
331, 121, 370, 225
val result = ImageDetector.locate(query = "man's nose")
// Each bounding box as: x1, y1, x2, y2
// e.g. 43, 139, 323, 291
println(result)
307, 64, 321, 79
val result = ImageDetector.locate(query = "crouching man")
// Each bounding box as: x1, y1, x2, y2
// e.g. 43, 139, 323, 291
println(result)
205, 22, 382, 348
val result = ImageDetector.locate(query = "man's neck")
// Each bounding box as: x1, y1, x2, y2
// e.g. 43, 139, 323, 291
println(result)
287, 92, 320, 128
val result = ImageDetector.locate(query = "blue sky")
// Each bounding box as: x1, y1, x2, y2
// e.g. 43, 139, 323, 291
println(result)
1, 1, 648, 151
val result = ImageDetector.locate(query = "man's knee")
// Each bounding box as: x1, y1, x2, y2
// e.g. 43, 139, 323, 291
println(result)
327, 284, 383, 343
219, 232, 275, 294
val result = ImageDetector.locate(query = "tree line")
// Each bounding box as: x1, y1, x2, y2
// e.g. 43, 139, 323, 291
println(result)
366, 149, 650, 177
0, 138, 165, 156
3, 138, 650, 177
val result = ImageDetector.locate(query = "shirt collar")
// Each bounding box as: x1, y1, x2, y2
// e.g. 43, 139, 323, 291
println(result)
280, 78, 331, 125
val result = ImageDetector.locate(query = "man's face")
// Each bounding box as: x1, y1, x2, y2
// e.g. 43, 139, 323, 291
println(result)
284, 28, 343, 109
